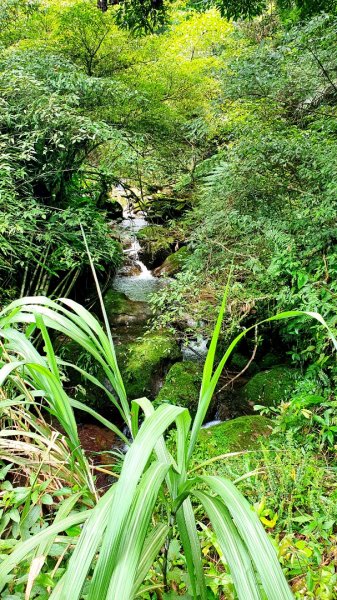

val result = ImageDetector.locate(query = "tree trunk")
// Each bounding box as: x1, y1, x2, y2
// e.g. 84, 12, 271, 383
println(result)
97, 0, 108, 11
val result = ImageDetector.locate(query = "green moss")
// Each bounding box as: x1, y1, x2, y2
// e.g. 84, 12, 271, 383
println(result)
137, 225, 174, 267
153, 246, 189, 277
117, 331, 181, 399
137, 224, 173, 246
242, 366, 297, 407
155, 361, 203, 417
196, 416, 272, 458
104, 288, 140, 316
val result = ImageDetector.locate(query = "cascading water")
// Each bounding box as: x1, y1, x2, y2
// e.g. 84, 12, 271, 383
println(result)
113, 206, 163, 302
113, 201, 209, 367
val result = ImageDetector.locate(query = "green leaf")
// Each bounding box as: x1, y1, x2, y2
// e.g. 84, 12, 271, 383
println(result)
41, 494, 54, 505
8, 509, 20, 524
201, 476, 293, 600
132, 523, 169, 596
176, 498, 207, 600
87, 404, 186, 600
0, 511, 91, 592
188, 272, 232, 462
194, 491, 261, 600
106, 461, 170, 600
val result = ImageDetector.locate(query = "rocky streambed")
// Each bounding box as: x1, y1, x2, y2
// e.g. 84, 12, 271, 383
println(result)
73, 199, 298, 473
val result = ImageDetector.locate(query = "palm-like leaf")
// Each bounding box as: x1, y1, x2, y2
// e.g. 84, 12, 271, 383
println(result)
0, 296, 129, 427
2, 290, 336, 600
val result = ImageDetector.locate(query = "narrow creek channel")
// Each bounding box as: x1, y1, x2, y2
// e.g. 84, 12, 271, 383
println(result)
113, 206, 163, 303
77, 202, 166, 481
77, 201, 237, 479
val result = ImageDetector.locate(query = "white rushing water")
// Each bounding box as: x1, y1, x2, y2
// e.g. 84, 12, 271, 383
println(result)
113, 206, 164, 302
201, 420, 222, 429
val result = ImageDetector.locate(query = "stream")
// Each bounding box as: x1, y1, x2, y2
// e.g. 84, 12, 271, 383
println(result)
111, 204, 208, 360
78, 203, 167, 476
113, 207, 163, 303
77, 200, 221, 477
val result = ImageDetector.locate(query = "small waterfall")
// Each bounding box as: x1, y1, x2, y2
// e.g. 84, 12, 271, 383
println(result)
113, 205, 163, 302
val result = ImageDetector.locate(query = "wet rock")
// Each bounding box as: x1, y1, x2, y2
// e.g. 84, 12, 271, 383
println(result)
155, 361, 207, 418
104, 288, 150, 321
104, 288, 150, 342
117, 259, 142, 277
145, 190, 192, 221
182, 336, 208, 362
153, 246, 189, 277
242, 366, 297, 407
137, 224, 180, 268
104, 200, 124, 221
117, 331, 181, 400
196, 415, 272, 458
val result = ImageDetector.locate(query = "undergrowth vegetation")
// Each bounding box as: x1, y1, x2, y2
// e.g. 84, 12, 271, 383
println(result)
151, 13, 337, 376
0, 292, 334, 599
1, 0, 337, 598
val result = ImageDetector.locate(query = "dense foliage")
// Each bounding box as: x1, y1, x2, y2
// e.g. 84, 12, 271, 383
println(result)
153, 13, 337, 378
1, 0, 337, 598
0, 0, 229, 303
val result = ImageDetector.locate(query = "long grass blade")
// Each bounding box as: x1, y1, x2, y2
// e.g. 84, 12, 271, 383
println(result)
194, 491, 261, 600
107, 462, 170, 600
50, 486, 115, 600
176, 497, 207, 600
56, 404, 185, 600
0, 296, 129, 426
202, 476, 293, 599
132, 523, 169, 596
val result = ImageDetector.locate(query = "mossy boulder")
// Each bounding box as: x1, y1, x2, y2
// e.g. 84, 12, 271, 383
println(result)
196, 416, 272, 458
104, 288, 150, 334
153, 246, 189, 278
117, 331, 181, 399
155, 361, 204, 418
242, 366, 297, 407
137, 224, 174, 268
104, 288, 141, 316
